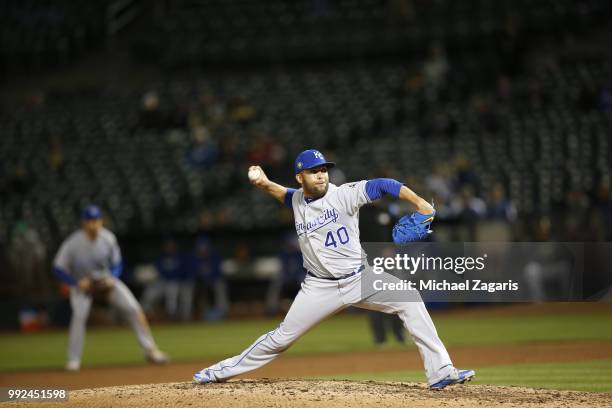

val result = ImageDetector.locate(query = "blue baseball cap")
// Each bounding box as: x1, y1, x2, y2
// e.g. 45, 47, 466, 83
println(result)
81, 205, 102, 220
294, 149, 335, 174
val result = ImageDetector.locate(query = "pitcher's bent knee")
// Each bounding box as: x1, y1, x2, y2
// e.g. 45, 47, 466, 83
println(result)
265, 328, 299, 353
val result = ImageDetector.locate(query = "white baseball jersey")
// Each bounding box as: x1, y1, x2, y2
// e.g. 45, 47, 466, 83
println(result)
54, 227, 121, 281
291, 181, 371, 278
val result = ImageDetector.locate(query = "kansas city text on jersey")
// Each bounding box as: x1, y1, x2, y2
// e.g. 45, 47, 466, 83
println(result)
295, 208, 339, 236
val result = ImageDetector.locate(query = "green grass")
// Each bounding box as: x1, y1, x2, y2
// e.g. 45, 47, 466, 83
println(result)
0, 311, 611, 371
313, 360, 612, 393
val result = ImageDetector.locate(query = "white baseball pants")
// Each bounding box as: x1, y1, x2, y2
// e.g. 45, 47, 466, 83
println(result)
68, 278, 157, 364
203, 271, 454, 385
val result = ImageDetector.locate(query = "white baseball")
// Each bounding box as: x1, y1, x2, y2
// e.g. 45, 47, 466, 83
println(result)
248, 168, 261, 182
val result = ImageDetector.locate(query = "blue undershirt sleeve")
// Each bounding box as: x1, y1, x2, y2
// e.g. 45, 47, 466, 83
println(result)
111, 263, 123, 278
365, 178, 403, 201
53, 267, 78, 286
284, 188, 296, 209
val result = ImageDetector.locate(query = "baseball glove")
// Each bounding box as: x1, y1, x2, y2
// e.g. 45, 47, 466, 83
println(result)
90, 277, 115, 303
392, 210, 435, 244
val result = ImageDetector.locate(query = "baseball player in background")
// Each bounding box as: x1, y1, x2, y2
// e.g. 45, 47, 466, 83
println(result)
194, 149, 474, 390
53, 205, 169, 371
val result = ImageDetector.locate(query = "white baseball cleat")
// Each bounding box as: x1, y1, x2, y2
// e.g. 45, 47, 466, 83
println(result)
145, 349, 170, 364
193, 368, 215, 384
65, 360, 81, 372
430, 368, 475, 390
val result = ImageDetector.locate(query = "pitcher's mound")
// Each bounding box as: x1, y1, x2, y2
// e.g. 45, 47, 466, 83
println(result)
28, 379, 612, 407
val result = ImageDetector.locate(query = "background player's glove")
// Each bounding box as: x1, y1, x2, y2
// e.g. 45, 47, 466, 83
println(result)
90, 276, 115, 303
392, 210, 435, 244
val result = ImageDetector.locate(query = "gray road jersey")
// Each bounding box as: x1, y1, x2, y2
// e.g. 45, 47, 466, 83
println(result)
291, 181, 371, 278
53, 228, 121, 281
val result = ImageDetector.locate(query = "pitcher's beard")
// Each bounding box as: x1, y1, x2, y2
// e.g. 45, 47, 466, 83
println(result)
305, 181, 329, 198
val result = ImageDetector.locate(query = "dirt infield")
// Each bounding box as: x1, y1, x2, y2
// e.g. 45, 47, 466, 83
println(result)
3, 304, 611, 406
2, 340, 612, 391
8, 380, 612, 408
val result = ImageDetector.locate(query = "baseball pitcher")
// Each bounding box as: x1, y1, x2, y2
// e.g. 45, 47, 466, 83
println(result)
53, 205, 169, 371
193, 149, 474, 390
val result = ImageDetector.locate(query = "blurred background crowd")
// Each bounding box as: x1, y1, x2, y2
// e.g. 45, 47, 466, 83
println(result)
1, 0, 611, 330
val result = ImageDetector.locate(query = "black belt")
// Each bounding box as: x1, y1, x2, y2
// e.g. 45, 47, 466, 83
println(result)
307, 265, 365, 280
